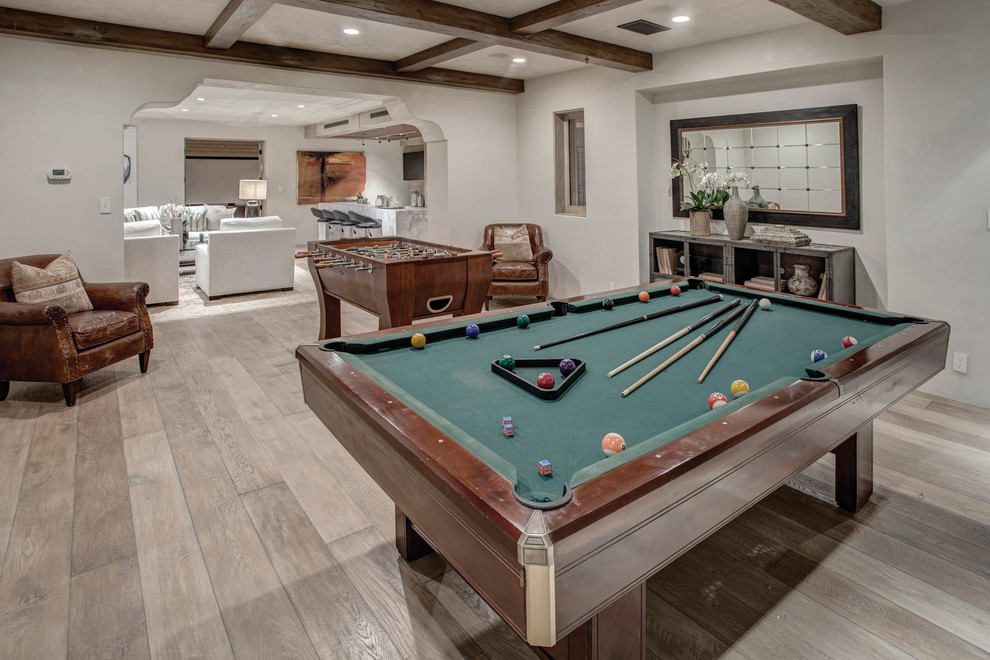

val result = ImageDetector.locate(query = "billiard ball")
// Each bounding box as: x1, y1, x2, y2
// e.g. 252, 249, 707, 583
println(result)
465, 323, 480, 339
516, 314, 531, 329
638, 291, 650, 303
811, 349, 828, 362
670, 285, 682, 296
411, 332, 426, 349
841, 336, 858, 349
708, 392, 729, 409
730, 379, 750, 398
602, 298, 614, 311
759, 298, 772, 310
558, 358, 576, 376
498, 354, 515, 370
537, 372, 555, 389
602, 432, 626, 456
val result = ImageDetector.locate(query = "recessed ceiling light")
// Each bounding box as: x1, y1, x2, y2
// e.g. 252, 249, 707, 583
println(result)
343, 28, 360, 35
672, 15, 690, 23
196, 97, 205, 102
271, 113, 278, 117
512, 57, 526, 63
297, 104, 305, 108
181, 108, 189, 112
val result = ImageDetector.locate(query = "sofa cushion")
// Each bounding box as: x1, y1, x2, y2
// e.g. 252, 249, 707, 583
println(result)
493, 226, 534, 262
67, 309, 140, 350
11, 251, 94, 314
492, 261, 538, 281
220, 216, 282, 230
205, 204, 234, 231
123, 219, 163, 237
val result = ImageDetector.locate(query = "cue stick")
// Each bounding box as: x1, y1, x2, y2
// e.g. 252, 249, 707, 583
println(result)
697, 299, 759, 383
621, 304, 747, 397
607, 298, 740, 378
533, 293, 723, 351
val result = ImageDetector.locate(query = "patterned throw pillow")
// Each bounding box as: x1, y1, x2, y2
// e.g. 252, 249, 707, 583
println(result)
493, 226, 534, 262
11, 251, 93, 314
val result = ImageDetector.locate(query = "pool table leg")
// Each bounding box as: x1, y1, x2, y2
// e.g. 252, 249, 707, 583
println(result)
833, 422, 873, 512
395, 507, 434, 561
534, 584, 646, 660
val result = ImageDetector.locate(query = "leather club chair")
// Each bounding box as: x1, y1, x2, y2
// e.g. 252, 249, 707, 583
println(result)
481, 223, 553, 309
0, 254, 154, 406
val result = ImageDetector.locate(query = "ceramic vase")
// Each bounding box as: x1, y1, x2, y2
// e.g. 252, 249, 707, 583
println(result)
787, 264, 818, 297
689, 210, 712, 236
723, 186, 749, 240
747, 185, 769, 209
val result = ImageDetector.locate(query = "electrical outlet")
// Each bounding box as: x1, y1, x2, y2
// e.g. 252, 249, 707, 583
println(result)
99, 197, 111, 214
609, 281, 615, 290
952, 351, 968, 374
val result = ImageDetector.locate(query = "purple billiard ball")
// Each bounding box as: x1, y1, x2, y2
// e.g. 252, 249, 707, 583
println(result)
558, 359, 576, 376
465, 323, 480, 339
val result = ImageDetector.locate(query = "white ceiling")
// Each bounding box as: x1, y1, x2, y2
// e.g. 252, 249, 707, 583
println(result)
6, 0, 912, 125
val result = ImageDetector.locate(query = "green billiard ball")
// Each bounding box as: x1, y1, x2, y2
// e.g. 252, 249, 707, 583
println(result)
498, 354, 515, 370
516, 315, 530, 329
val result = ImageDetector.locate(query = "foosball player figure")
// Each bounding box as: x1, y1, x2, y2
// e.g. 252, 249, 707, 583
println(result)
502, 416, 515, 437
537, 460, 552, 476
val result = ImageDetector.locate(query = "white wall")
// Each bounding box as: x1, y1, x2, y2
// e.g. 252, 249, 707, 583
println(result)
134, 119, 407, 243
515, 0, 990, 406
0, 35, 517, 281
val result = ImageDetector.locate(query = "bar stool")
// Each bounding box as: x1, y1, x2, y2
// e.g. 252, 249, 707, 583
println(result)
332, 210, 359, 238
348, 211, 382, 237
311, 208, 332, 241
318, 209, 345, 240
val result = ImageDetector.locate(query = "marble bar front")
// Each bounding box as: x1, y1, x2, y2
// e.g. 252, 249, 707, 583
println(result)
318, 202, 428, 241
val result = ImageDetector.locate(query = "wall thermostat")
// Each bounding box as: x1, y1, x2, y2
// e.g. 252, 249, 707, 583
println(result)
47, 168, 72, 181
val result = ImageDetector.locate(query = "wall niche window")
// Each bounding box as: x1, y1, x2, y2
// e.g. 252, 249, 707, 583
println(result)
184, 138, 263, 207
554, 109, 586, 216
670, 105, 860, 230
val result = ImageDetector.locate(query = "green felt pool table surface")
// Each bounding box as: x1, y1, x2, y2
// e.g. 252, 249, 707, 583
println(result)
330, 282, 913, 504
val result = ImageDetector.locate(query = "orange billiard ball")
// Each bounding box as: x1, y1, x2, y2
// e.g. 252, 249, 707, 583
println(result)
638, 291, 650, 303
602, 433, 626, 456
670, 285, 682, 296
708, 392, 729, 409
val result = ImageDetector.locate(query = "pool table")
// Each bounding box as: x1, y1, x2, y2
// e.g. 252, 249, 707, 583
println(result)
296, 280, 948, 659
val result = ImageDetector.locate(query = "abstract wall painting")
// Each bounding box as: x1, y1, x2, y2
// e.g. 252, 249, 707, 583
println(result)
297, 151, 366, 204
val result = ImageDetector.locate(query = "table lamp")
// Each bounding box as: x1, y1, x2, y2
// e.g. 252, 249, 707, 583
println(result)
239, 179, 267, 217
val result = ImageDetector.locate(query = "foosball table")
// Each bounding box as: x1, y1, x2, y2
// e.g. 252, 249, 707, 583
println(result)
303, 237, 493, 340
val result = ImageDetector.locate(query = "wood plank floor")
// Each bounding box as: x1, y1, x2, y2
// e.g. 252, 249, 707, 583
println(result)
1, 291, 988, 659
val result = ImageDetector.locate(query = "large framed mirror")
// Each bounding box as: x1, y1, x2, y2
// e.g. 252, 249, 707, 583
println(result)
670, 104, 859, 230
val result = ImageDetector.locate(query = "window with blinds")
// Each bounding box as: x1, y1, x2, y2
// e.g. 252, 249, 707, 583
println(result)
184, 139, 264, 205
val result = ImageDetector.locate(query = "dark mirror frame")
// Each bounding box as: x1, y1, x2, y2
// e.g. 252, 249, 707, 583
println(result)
670, 104, 860, 230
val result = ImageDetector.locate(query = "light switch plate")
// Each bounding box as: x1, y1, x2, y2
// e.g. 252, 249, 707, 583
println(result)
99, 197, 111, 214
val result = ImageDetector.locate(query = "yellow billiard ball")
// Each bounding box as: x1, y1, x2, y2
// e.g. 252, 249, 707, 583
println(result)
730, 379, 750, 398
411, 332, 427, 349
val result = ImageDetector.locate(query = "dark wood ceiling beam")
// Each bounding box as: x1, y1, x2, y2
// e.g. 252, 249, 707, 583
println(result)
510, 0, 640, 35
205, 0, 274, 49
0, 7, 523, 93
279, 0, 652, 72
394, 38, 486, 73
767, 0, 881, 35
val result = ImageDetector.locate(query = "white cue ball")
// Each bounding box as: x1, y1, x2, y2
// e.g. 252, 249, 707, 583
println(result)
759, 298, 771, 310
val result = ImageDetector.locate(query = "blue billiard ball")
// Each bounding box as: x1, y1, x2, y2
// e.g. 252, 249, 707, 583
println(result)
811, 349, 828, 363
516, 314, 530, 329
602, 298, 614, 311
465, 323, 480, 338
559, 358, 576, 376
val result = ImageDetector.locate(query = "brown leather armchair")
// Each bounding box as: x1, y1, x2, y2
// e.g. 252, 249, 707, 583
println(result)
481, 223, 553, 309
0, 254, 154, 406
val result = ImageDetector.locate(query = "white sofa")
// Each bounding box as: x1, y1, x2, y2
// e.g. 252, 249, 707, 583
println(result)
195, 225, 296, 299
124, 234, 180, 304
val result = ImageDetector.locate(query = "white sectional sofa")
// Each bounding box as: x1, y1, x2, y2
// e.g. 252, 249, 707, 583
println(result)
124, 234, 180, 304
195, 220, 296, 299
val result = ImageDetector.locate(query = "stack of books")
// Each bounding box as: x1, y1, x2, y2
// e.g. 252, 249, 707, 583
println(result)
743, 276, 776, 292
697, 272, 724, 283
655, 247, 680, 275
751, 225, 812, 247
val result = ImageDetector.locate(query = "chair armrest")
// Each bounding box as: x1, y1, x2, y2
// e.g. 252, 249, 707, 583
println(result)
84, 281, 150, 313
0, 301, 67, 326
533, 247, 553, 265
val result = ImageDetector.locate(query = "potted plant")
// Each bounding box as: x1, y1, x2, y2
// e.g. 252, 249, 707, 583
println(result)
671, 161, 728, 236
